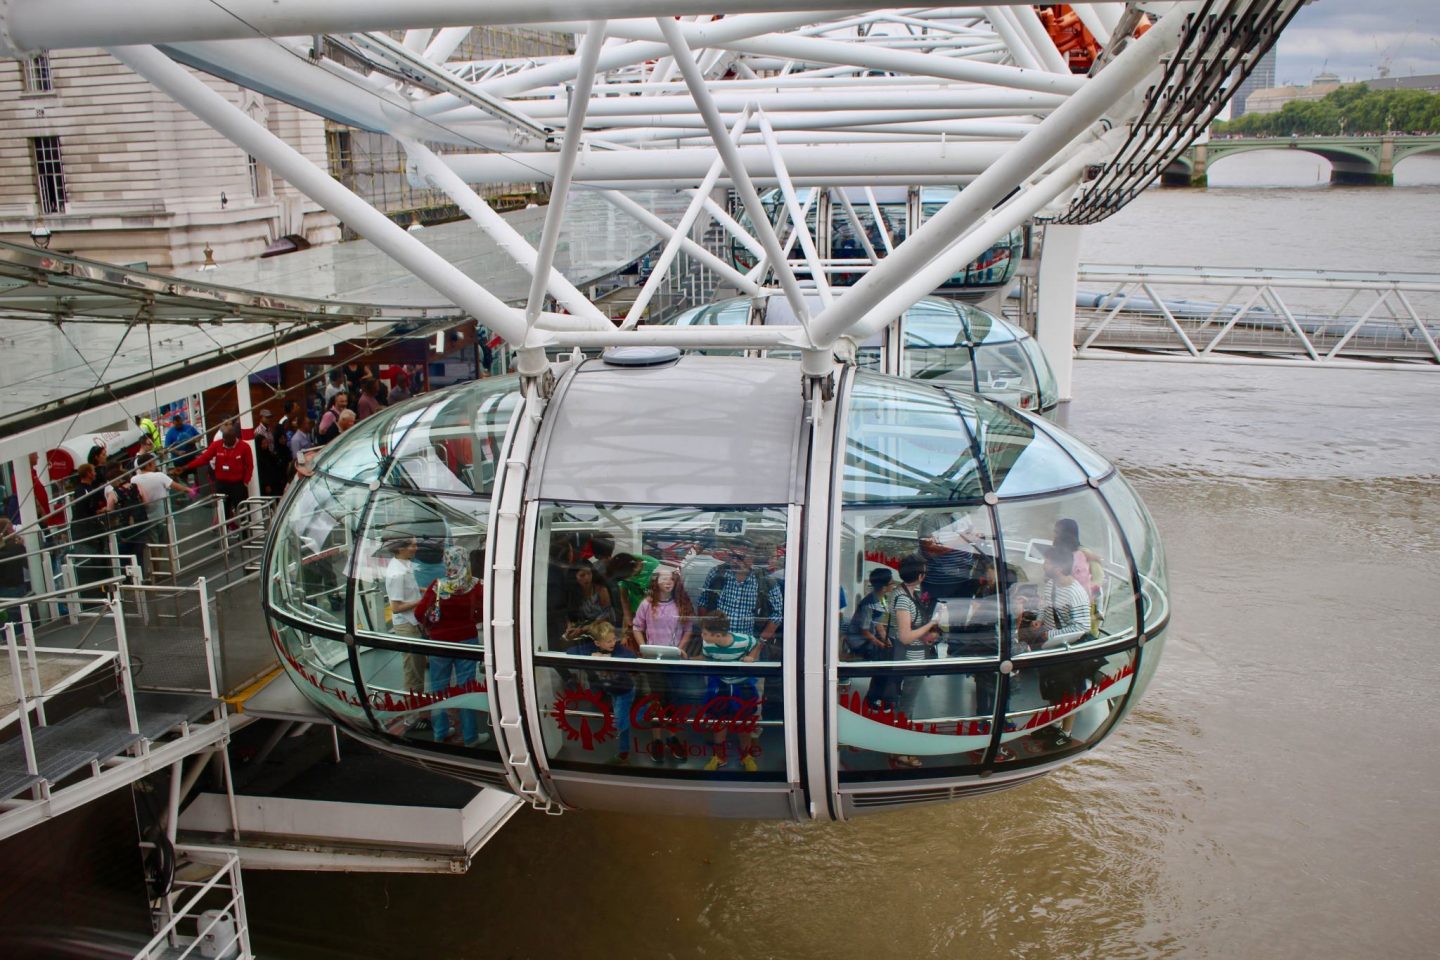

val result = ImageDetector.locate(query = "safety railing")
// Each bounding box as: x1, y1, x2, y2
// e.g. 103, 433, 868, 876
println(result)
136, 845, 253, 960
1, 581, 141, 803
8, 492, 278, 631
1071, 264, 1440, 364
0, 577, 233, 843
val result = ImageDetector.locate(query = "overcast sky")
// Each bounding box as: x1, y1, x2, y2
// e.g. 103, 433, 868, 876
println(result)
1276, 0, 1440, 84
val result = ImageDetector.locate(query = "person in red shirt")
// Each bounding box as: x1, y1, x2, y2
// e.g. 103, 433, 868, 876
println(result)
415, 546, 487, 746
29, 453, 64, 530
185, 422, 254, 531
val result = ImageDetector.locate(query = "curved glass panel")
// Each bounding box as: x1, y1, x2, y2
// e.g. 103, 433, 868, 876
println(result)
383, 376, 520, 496
672, 299, 749, 328
1099, 473, 1169, 629
838, 505, 1002, 665
533, 503, 788, 653
903, 299, 966, 348
973, 342, 1041, 411
534, 662, 785, 778
532, 502, 787, 777
844, 375, 982, 504
836, 664, 995, 779
1000, 648, 1135, 763
966, 397, 1085, 496
958, 303, 1018, 345
1022, 411, 1111, 478
1020, 336, 1060, 410
272, 619, 365, 726
960, 233, 1021, 287
314, 402, 418, 484
268, 474, 369, 628
354, 634, 499, 759
353, 490, 490, 643
998, 488, 1137, 655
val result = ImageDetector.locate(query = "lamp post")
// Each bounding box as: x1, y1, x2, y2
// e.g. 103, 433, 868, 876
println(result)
29, 218, 52, 249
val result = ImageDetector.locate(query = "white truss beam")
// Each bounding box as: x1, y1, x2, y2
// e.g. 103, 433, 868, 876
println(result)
524, 22, 608, 334
3, 0, 1285, 366
4, 1, 1050, 51
805, 4, 1189, 346
106, 44, 599, 345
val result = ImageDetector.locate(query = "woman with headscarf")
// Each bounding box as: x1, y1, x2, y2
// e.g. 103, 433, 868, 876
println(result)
415, 546, 488, 747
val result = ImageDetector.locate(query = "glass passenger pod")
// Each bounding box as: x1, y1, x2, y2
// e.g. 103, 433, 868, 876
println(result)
522, 355, 805, 818
727, 186, 1023, 290
832, 373, 1164, 815
664, 295, 1059, 414
262, 357, 1167, 820
263, 376, 520, 779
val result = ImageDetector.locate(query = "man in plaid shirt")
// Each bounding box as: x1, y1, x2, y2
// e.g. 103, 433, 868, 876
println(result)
697, 541, 783, 648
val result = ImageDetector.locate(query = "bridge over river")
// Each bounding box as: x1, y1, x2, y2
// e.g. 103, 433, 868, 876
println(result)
1163, 134, 1440, 186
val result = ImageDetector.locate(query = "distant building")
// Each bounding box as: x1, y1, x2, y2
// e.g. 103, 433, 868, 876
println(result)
1231, 48, 1277, 117
1364, 73, 1440, 94
0, 49, 339, 270
1243, 74, 1343, 115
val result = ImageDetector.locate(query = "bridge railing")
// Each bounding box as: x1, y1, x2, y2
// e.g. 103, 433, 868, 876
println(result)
1072, 263, 1440, 364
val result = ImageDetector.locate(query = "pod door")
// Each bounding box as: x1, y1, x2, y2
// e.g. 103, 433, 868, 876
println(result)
516, 355, 809, 818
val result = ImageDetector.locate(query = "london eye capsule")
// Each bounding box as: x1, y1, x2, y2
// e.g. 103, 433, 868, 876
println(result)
264, 353, 1166, 819
664, 294, 1061, 414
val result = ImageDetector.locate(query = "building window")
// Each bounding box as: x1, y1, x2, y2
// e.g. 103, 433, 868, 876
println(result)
31, 136, 67, 215
327, 129, 353, 174
24, 52, 53, 93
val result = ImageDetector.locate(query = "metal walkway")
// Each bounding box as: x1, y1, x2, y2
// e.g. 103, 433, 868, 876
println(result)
1070, 264, 1440, 365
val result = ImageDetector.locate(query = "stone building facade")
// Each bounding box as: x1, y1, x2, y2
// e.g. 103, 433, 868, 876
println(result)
0, 48, 340, 271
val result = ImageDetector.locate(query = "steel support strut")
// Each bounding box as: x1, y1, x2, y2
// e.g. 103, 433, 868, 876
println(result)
804, 5, 1191, 347
107, 44, 538, 345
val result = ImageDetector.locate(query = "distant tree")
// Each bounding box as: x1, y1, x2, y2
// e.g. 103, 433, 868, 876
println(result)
1214, 82, 1440, 136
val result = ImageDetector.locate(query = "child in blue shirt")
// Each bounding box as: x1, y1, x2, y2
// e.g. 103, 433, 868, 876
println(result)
698, 611, 763, 773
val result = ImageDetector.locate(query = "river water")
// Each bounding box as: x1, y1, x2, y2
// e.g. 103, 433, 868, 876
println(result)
244, 157, 1440, 959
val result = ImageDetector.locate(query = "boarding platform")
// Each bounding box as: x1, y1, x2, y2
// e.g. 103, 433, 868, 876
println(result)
181, 672, 521, 873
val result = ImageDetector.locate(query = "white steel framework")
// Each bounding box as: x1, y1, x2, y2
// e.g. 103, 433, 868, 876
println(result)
0, 2, 1303, 373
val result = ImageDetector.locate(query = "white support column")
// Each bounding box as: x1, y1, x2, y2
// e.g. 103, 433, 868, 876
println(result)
234, 378, 259, 498
523, 20, 607, 340
1036, 224, 1083, 402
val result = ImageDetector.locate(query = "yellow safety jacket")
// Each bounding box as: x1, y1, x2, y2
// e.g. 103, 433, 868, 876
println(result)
138, 417, 163, 452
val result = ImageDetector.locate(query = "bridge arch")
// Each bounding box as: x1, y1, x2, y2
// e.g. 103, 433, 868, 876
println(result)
1160, 136, 1440, 187
1207, 140, 1382, 184
1392, 139, 1440, 169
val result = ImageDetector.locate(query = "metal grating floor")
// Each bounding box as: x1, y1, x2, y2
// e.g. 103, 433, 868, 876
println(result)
0, 691, 219, 800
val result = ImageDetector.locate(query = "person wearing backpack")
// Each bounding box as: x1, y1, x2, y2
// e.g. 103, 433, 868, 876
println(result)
104, 465, 151, 576
847, 567, 896, 709
184, 423, 254, 532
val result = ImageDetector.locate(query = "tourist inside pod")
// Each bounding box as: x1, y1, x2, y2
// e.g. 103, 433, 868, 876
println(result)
263, 353, 1164, 820
661, 293, 1060, 414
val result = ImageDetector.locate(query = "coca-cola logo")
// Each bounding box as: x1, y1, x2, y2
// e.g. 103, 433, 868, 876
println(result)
632, 693, 764, 736
550, 687, 618, 749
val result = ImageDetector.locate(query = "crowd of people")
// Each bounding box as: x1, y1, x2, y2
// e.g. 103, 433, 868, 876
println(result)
522, 516, 1111, 772
0, 360, 436, 606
